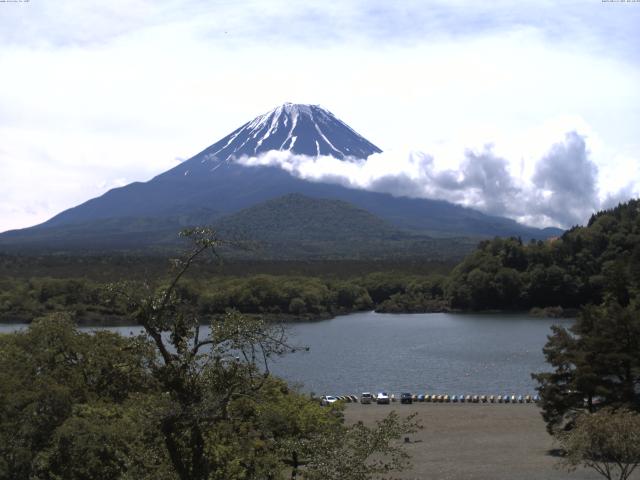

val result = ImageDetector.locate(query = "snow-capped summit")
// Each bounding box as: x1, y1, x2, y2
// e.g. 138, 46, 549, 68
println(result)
195, 103, 382, 165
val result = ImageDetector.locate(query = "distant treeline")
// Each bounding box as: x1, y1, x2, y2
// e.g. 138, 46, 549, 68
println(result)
2, 199, 639, 323
0, 254, 455, 281
0, 272, 448, 323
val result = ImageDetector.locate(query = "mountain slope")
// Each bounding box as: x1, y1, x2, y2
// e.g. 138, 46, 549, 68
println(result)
0, 194, 480, 259
0, 103, 562, 254
37, 103, 382, 228
216, 193, 397, 241
213, 193, 478, 260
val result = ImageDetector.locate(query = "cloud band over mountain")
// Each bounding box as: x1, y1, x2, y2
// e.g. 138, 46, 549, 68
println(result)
239, 131, 635, 229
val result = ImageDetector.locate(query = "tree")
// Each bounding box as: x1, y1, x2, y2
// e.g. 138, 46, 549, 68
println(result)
533, 300, 640, 433
300, 411, 420, 480
0, 227, 420, 479
557, 409, 640, 480
109, 228, 311, 479
0, 313, 158, 480
113, 227, 420, 479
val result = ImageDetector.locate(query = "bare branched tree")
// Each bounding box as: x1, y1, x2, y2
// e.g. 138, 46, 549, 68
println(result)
557, 408, 640, 480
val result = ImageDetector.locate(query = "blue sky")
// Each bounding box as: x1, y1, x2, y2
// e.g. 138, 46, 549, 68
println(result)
1, 0, 639, 230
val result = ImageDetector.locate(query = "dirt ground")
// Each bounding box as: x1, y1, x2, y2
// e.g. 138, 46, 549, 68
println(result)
343, 402, 616, 480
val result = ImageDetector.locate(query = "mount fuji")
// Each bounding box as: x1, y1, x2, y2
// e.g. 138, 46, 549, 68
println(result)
190, 103, 382, 163
0, 103, 562, 256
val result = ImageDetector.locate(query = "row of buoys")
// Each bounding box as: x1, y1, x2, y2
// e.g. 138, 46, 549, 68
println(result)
408, 393, 540, 403
331, 394, 540, 404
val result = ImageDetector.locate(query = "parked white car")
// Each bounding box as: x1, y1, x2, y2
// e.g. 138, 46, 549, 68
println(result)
376, 392, 390, 404
320, 395, 338, 406
360, 392, 374, 404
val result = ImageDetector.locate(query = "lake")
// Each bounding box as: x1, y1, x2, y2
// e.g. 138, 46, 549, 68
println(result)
0, 311, 571, 397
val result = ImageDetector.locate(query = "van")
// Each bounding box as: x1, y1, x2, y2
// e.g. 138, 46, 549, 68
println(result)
360, 392, 373, 404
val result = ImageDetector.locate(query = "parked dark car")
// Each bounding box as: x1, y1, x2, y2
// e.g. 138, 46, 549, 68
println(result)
400, 392, 413, 404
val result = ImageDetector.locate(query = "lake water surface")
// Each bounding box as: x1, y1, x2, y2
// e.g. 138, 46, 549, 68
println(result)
0, 311, 571, 396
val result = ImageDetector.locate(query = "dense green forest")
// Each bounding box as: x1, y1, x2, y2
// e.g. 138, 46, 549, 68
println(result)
527, 203, 640, 449
0, 272, 448, 323
2, 199, 639, 323
0, 254, 455, 281
446, 199, 640, 311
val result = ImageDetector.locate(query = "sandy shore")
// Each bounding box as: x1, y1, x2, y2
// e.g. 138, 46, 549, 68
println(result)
344, 402, 608, 480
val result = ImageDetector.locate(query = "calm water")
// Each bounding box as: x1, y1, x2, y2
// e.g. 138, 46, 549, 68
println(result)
0, 312, 571, 396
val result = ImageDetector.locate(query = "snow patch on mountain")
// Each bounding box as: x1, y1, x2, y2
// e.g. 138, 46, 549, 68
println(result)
195, 103, 381, 167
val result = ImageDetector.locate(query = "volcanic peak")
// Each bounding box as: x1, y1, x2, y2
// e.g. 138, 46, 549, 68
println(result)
192, 103, 382, 167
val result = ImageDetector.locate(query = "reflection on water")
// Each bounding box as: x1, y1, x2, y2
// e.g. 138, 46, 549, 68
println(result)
1, 311, 571, 396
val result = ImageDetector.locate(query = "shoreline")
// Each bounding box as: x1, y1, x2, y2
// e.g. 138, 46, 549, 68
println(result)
0, 307, 572, 327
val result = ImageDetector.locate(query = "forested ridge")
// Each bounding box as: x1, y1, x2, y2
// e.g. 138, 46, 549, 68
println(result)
447, 199, 640, 311
2, 199, 639, 323
528, 201, 640, 454
0, 193, 481, 259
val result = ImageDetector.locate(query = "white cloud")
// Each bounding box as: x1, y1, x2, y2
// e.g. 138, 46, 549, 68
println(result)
237, 129, 639, 229
0, 1, 638, 232
0, 124, 181, 231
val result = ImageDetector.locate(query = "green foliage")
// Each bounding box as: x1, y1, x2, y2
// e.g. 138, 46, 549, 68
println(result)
300, 411, 420, 480
0, 270, 454, 324
30, 400, 176, 480
445, 199, 640, 310
374, 274, 448, 313
0, 313, 158, 480
0, 276, 127, 323
2, 199, 640, 321
0, 229, 419, 479
557, 408, 640, 480
532, 301, 640, 433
